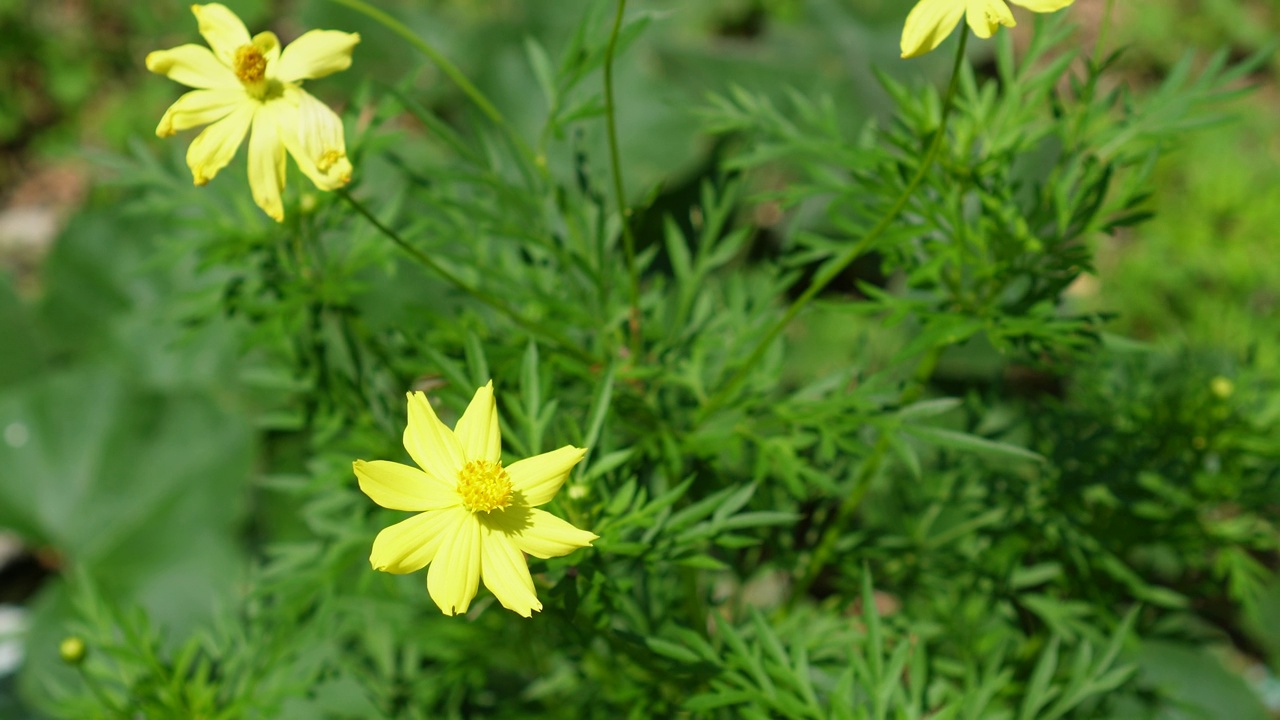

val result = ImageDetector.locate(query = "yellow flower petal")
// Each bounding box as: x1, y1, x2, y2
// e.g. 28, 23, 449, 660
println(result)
247, 106, 287, 221
512, 507, 598, 559
900, 0, 966, 58
277, 89, 353, 191
454, 381, 501, 464
427, 514, 482, 615
185, 103, 254, 186
507, 445, 585, 507
146, 44, 239, 89
355, 459, 459, 511
155, 88, 245, 137
370, 507, 467, 574
251, 31, 282, 69
404, 391, 467, 487
966, 0, 1016, 40
275, 30, 361, 83
480, 527, 541, 617
192, 3, 251, 66
1009, 0, 1073, 11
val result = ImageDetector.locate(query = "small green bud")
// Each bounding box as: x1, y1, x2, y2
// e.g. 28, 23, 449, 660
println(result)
59, 636, 87, 665
1210, 376, 1234, 399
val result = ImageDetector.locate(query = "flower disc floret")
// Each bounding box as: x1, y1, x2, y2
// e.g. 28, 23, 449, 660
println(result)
234, 44, 267, 84
458, 460, 513, 512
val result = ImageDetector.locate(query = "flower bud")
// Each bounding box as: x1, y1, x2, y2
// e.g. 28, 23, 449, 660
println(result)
59, 636, 87, 665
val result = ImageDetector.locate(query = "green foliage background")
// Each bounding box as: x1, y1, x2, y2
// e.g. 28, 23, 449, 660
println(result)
1, 0, 1279, 718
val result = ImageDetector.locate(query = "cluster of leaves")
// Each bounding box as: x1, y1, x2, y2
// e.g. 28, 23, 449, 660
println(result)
2, 3, 1278, 719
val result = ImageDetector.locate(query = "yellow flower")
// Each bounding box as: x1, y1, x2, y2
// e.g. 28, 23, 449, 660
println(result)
146, 3, 359, 221
356, 382, 598, 617
900, 0, 1074, 59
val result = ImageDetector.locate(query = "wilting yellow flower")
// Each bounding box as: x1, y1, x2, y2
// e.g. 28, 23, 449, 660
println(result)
356, 382, 598, 617
146, 4, 359, 221
900, 0, 1074, 59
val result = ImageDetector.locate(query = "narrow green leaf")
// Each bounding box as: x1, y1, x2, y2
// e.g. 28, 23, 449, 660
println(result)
903, 426, 1045, 463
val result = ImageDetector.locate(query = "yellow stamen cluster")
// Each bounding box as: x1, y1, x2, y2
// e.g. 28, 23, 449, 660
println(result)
234, 44, 267, 85
317, 149, 343, 173
457, 460, 513, 513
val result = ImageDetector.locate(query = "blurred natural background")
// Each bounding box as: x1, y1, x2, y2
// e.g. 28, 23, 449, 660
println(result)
1, 0, 1279, 717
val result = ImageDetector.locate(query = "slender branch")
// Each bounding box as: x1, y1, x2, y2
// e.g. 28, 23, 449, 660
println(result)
329, 0, 541, 173
338, 190, 594, 365
699, 31, 970, 423
783, 33, 971, 606
603, 0, 642, 359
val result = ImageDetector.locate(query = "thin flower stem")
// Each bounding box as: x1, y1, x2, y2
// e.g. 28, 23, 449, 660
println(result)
338, 190, 595, 366
1093, 0, 1117, 68
603, 0, 642, 360
329, 0, 542, 174
698, 31, 970, 424
785, 34, 970, 607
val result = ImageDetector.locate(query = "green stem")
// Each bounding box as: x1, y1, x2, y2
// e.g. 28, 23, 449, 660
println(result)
329, 0, 541, 173
782, 34, 971, 606
603, 0, 641, 359
698, 32, 969, 423
338, 190, 595, 365
1093, 0, 1118, 68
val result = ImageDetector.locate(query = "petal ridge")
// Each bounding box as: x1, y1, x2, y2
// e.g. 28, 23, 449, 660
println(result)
507, 445, 586, 507
146, 44, 239, 89
185, 103, 254, 186
480, 527, 541, 617
192, 3, 252, 66
454, 381, 501, 464
370, 507, 466, 575
355, 459, 459, 511
404, 391, 467, 487
276, 30, 361, 83
427, 515, 482, 615
247, 106, 287, 221
513, 508, 598, 559
900, 0, 966, 58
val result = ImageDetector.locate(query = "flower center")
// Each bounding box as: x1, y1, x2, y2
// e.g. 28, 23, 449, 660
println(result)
317, 149, 343, 173
234, 44, 268, 85
457, 460, 513, 513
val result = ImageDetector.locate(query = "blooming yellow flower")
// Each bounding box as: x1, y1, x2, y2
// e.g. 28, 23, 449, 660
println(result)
146, 4, 359, 221
356, 382, 598, 617
900, 0, 1074, 59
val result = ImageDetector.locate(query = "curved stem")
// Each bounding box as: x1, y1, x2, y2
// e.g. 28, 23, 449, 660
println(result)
603, 0, 642, 359
781, 33, 969, 605
699, 33, 969, 424
330, 0, 541, 173
338, 190, 594, 365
